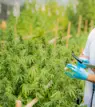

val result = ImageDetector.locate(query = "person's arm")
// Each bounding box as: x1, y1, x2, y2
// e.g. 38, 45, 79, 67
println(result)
65, 64, 95, 83
65, 29, 95, 82
87, 68, 95, 82
64, 64, 95, 82
87, 74, 95, 83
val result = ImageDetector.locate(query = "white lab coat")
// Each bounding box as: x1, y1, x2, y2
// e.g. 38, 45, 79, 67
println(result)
82, 28, 95, 107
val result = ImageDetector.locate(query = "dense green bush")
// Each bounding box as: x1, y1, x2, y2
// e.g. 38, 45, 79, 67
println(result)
0, 31, 88, 107
0, 1, 90, 106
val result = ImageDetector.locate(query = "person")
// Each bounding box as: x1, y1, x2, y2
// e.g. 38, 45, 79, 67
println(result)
65, 28, 95, 107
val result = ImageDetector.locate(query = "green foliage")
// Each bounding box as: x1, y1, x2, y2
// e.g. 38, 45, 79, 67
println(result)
0, 31, 87, 106
7, 2, 68, 37
65, 3, 78, 35
77, 0, 95, 21
0, 1, 90, 107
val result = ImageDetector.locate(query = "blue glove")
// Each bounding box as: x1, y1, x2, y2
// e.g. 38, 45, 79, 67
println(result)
64, 64, 89, 80
77, 58, 89, 69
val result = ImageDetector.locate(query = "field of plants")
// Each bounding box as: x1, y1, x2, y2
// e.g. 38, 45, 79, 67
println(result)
0, 0, 94, 107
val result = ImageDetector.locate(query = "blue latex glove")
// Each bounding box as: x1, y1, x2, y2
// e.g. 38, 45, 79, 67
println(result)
64, 64, 89, 80
77, 58, 89, 69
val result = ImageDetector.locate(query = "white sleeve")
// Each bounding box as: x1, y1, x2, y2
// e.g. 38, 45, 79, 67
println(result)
83, 39, 90, 57
89, 40, 95, 65
83, 29, 95, 57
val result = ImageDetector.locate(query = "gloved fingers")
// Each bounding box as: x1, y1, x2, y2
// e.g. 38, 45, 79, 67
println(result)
66, 64, 80, 73
66, 64, 77, 71
77, 62, 87, 69
64, 71, 74, 78
79, 58, 89, 64
83, 60, 89, 63
66, 64, 75, 68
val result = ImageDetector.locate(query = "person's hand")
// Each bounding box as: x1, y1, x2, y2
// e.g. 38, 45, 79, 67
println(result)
64, 64, 89, 80
77, 57, 89, 69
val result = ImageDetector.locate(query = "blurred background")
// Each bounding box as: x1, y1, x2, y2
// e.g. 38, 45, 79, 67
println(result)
0, 0, 95, 107
0, 0, 77, 19
0, 0, 94, 35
